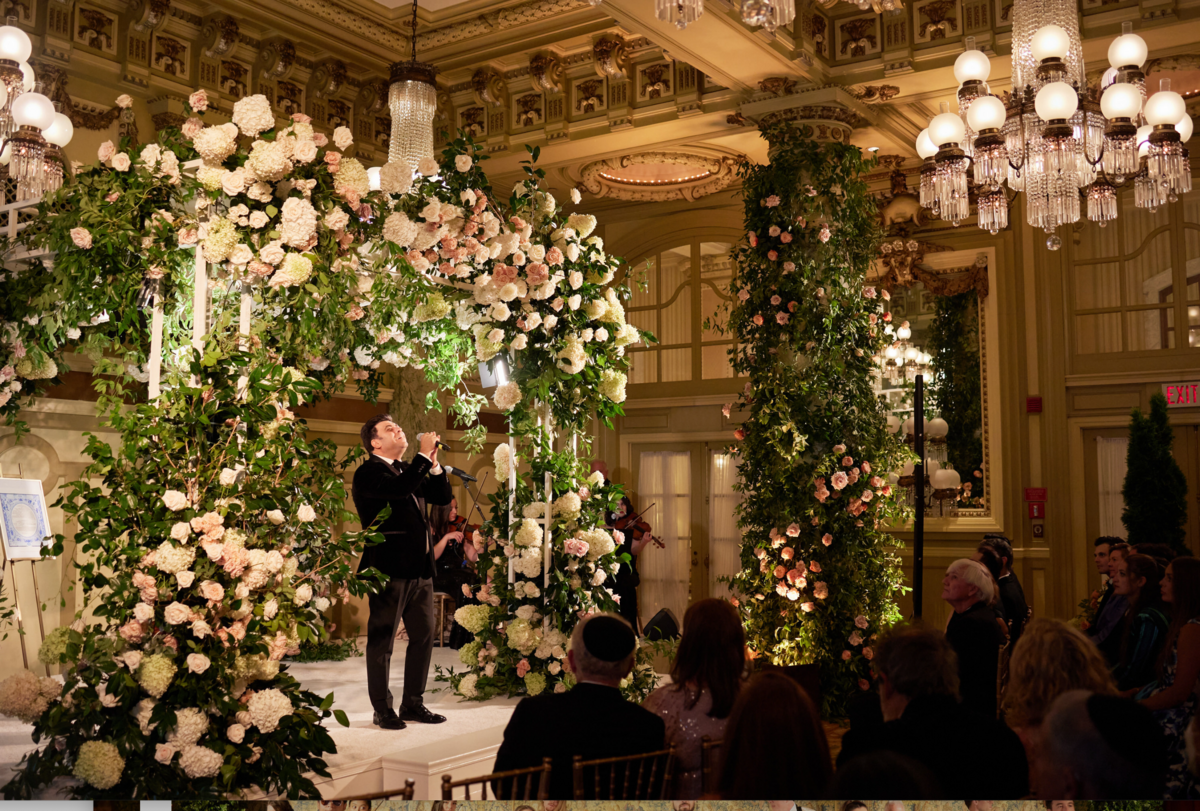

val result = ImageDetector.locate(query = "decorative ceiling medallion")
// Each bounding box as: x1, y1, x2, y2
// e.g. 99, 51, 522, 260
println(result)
579, 151, 740, 201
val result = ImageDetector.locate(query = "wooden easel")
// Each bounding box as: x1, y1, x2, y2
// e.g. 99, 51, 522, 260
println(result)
0, 461, 50, 676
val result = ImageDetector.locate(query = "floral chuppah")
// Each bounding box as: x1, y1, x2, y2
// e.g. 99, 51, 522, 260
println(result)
720, 134, 913, 717
0, 89, 647, 797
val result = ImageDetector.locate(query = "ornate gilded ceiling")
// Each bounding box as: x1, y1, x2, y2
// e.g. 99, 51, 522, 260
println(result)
30, 0, 1200, 198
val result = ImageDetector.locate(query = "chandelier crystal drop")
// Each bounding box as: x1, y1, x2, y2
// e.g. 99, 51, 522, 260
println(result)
741, 0, 795, 32
917, 0, 1175, 240
387, 0, 438, 178
657, 0, 704, 29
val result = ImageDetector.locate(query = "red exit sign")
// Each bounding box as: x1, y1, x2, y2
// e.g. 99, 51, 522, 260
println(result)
1163, 381, 1200, 407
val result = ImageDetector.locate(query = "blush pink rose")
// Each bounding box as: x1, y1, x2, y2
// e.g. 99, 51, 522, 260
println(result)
70, 228, 93, 249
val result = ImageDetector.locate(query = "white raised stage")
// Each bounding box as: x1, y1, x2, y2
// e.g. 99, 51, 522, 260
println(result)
0, 641, 523, 800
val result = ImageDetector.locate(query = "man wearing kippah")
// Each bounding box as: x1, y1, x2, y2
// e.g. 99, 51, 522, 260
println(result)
493, 613, 665, 798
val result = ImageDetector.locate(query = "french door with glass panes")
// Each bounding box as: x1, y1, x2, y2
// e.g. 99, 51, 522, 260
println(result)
630, 442, 744, 630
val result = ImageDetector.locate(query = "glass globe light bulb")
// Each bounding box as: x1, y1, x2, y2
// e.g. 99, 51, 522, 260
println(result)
884, 345, 899, 360
1177, 113, 1194, 144
1137, 124, 1152, 157
954, 49, 991, 84
42, 112, 73, 147
367, 166, 381, 191
1030, 24, 1070, 62
966, 95, 1006, 131
897, 325, 912, 340
929, 110, 966, 147
11, 90, 54, 129
0, 25, 32, 63
1100, 81, 1142, 120
916, 128, 938, 159
1107, 31, 1148, 69
904, 346, 918, 360
1145, 84, 1186, 127
1034, 81, 1078, 122
18, 60, 32, 92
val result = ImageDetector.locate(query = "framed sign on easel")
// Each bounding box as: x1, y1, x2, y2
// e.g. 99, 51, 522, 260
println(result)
0, 463, 53, 674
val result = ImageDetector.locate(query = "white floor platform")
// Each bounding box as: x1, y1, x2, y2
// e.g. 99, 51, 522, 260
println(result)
0, 640, 521, 800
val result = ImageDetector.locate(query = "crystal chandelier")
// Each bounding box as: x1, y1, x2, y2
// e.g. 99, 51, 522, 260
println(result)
388, 0, 437, 176
657, 0, 704, 29
879, 321, 930, 384
0, 20, 31, 142
741, 0, 796, 33
918, 1, 1195, 249
41, 108, 73, 195
8, 82, 54, 201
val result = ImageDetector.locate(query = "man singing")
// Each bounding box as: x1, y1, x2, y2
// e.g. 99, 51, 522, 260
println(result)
353, 414, 451, 730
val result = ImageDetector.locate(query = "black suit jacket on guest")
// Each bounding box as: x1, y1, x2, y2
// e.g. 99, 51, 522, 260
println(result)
998, 572, 1029, 643
492, 682, 666, 799
945, 600, 1002, 719
352, 454, 452, 580
836, 693, 1029, 798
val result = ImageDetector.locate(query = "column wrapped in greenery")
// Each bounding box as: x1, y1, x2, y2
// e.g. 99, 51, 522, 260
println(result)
1122, 392, 1190, 556
722, 133, 911, 716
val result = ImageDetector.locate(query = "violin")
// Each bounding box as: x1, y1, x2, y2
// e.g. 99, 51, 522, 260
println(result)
448, 514, 482, 540
613, 505, 665, 549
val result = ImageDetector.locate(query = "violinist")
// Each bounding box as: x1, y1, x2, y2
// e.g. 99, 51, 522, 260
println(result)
429, 498, 480, 649
608, 496, 659, 635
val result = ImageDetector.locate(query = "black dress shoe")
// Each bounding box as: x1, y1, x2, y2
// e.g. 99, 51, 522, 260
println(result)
373, 710, 406, 730
398, 702, 447, 724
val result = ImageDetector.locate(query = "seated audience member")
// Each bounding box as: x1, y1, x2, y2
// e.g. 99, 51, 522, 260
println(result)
1003, 618, 1118, 794
842, 802, 868, 811
492, 613, 665, 799
1136, 556, 1200, 798
1044, 803, 1074, 811
1094, 542, 1131, 664
979, 534, 1030, 644
1189, 713, 1199, 777
836, 623, 1029, 798
643, 597, 746, 799
943, 559, 1003, 717
717, 670, 832, 799
825, 751, 941, 799
1040, 690, 1168, 798
1111, 553, 1169, 692
1136, 542, 1179, 563
972, 544, 1011, 642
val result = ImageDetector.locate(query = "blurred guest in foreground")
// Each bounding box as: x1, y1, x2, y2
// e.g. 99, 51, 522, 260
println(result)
643, 597, 746, 799
837, 623, 1028, 798
942, 559, 1003, 718
717, 670, 831, 798
1040, 689, 1167, 798
1111, 553, 1169, 692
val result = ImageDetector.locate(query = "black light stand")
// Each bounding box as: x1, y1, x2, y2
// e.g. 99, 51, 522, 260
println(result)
913, 373, 926, 618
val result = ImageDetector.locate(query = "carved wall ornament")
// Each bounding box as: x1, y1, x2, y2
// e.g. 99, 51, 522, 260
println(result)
472, 67, 506, 107
877, 238, 953, 288
759, 106, 866, 144
276, 81, 303, 116
593, 35, 629, 79
811, 14, 828, 57
152, 34, 189, 79
579, 151, 741, 202
76, 6, 117, 54
727, 111, 748, 126
759, 77, 798, 96
529, 53, 564, 94
851, 84, 900, 104
309, 60, 347, 100
220, 60, 249, 99
917, 0, 959, 40
514, 93, 544, 128
839, 18, 878, 57
640, 63, 672, 100
201, 15, 239, 58
912, 259, 989, 298
327, 99, 350, 128
152, 111, 186, 135
129, 0, 169, 33
460, 106, 486, 138
575, 78, 605, 114
258, 38, 297, 82
1, 0, 34, 25
356, 78, 388, 115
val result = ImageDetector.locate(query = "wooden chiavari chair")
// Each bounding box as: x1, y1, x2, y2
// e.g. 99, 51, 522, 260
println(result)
441, 756, 552, 800
571, 745, 676, 800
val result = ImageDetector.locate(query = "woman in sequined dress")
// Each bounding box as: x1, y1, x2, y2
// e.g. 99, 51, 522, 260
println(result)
642, 598, 747, 798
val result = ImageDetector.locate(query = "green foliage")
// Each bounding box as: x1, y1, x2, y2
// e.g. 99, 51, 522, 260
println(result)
287, 637, 362, 663
927, 291, 985, 505
1122, 392, 1190, 555
720, 131, 912, 717
0, 578, 15, 642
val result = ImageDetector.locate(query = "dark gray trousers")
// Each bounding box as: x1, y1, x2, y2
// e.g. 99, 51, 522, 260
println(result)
366, 576, 434, 713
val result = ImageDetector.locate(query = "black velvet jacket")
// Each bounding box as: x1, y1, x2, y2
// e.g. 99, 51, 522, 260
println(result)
352, 453, 452, 580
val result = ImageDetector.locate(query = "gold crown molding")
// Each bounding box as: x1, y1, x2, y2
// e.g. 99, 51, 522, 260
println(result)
271, 0, 408, 52
578, 151, 741, 203
415, 0, 595, 52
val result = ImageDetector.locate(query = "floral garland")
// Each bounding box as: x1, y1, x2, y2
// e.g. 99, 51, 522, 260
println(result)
719, 135, 914, 717
0, 89, 649, 795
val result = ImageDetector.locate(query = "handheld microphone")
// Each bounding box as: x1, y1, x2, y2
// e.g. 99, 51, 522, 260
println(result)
444, 465, 477, 483
415, 432, 451, 451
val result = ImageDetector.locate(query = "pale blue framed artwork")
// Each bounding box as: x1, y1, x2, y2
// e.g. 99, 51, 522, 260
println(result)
0, 478, 52, 561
